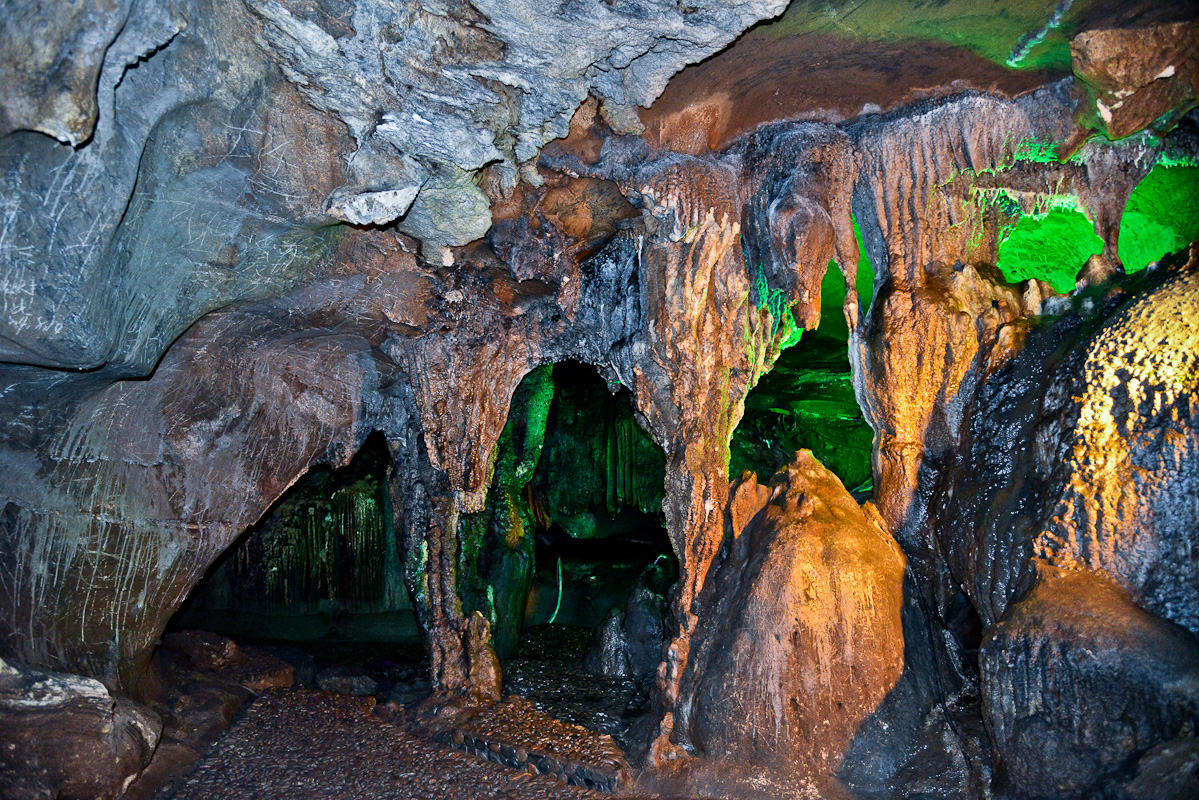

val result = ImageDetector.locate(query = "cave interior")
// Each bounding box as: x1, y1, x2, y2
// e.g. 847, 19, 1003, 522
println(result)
1, 1, 1198, 799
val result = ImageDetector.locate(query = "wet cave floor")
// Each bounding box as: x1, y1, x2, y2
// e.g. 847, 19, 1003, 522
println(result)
156, 626, 672, 800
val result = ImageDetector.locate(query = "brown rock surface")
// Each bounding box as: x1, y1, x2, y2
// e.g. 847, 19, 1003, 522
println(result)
1, 8, 1197, 796
0, 0, 139, 145
1071, 21, 1199, 142
641, 32, 1055, 155
668, 452, 906, 794
981, 568, 1199, 799
0, 657, 161, 800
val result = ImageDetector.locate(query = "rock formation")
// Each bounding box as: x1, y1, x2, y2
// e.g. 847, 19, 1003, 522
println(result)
0, 657, 162, 800
668, 453, 906, 797
1, 0, 1198, 797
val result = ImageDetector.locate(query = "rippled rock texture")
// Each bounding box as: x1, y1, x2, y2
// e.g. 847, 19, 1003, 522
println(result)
934, 252, 1199, 797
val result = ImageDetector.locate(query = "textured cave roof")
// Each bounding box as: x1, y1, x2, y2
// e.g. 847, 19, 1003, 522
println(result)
641, 0, 1199, 153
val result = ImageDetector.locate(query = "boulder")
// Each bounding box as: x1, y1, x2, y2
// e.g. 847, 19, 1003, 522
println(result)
160, 630, 295, 694
0, 657, 161, 800
982, 569, 1199, 799
585, 609, 632, 679
673, 451, 906, 792
315, 666, 379, 697
624, 586, 667, 681
1071, 22, 1199, 142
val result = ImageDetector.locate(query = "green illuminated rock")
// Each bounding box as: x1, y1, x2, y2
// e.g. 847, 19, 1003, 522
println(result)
1119, 164, 1199, 273
731, 265, 874, 491
532, 362, 666, 531
457, 364, 555, 659
997, 203, 1104, 294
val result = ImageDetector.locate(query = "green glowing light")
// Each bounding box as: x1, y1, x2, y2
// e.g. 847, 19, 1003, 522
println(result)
779, 311, 803, 350
854, 213, 876, 315
1118, 164, 1199, 273
1012, 137, 1066, 165
548, 556, 563, 624
758, 0, 1077, 73
819, 260, 850, 342
730, 250, 874, 489
996, 201, 1103, 294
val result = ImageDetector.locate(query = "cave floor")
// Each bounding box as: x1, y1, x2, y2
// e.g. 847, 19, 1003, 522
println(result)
161, 687, 639, 799
503, 625, 648, 749
156, 625, 677, 800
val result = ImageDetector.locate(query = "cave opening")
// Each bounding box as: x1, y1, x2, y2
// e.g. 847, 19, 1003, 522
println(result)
466, 360, 676, 738
1118, 161, 1199, 273
731, 222, 876, 496
995, 197, 1105, 293
522, 361, 672, 631
170, 431, 414, 647
165, 431, 427, 700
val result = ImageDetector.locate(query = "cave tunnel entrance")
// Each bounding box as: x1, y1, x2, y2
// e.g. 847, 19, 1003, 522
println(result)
167, 431, 427, 701
1118, 161, 1199, 273
732, 217, 876, 495
171, 430, 415, 647
459, 360, 675, 738
523, 361, 672, 632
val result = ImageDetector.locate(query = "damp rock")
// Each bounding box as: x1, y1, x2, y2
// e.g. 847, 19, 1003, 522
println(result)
981, 570, 1199, 799
388, 675, 432, 706
160, 631, 294, 695
622, 587, 666, 681
259, 646, 318, 687
584, 609, 631, 679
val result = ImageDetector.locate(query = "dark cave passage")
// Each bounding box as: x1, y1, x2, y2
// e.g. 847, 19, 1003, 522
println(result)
452, 361, 676, 747
522, 361, 673, 631
170, 431, 418, 645
170, 359, 677, 690
458, 360, 675, 682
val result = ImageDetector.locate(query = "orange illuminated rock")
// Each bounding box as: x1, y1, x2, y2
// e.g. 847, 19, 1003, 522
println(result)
667, 452, 906, 795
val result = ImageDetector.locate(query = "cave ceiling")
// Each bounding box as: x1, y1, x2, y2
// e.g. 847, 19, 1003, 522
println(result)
1, 0, 1199, 796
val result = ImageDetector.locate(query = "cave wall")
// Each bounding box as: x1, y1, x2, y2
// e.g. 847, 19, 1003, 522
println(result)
1, 0, 1198, 796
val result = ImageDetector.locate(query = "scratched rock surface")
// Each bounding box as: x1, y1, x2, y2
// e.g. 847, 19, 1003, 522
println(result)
666, 452, 906, 797
0, 0, 785, 373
